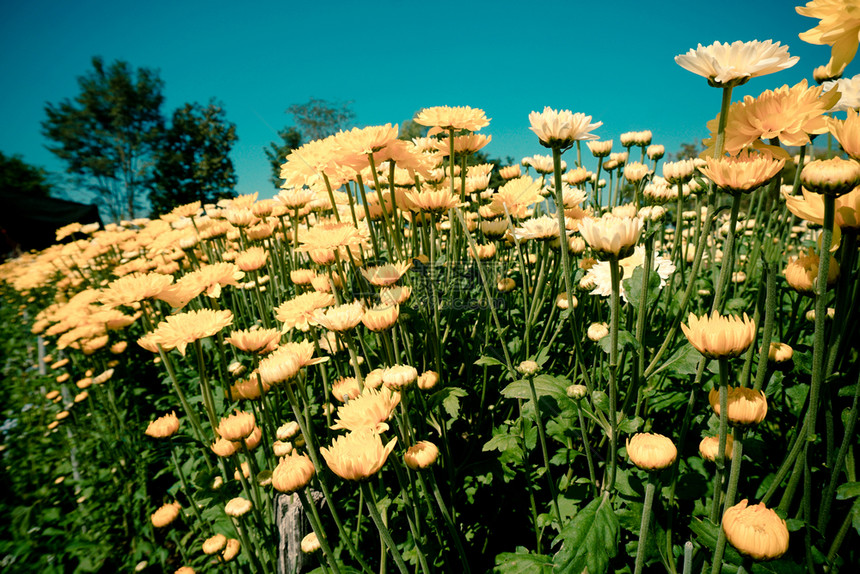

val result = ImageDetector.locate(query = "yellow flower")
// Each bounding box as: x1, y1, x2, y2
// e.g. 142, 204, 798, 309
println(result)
626, 433, 677, 470
297, 221, 365, 253
100, 272, 174, 308
709, 386, 768, 426
768, 342, 794, 364
513, 215, 562, 241
150, 309, 234, 356
499, 165, 522, 180
222, 539, 241, 562
383, 364, 418, 390
301, 533, 321, 554
528, 107, 602, 149
681, 311, 755, 359
145, 411, 180, 438
698, 150, 785, 194
722, 499, 789, 560
224, 497, 252, 518
784, 248, 840, 293
217, 411, 255, 441
578, 214, 642, 259
404, 189, 460, 213
272, 451, 316, 493
157, 263, 245, 308
798, 0, 860, 73
587, 322, 609, 341
404, 441, 440, 470
361, 304, 400, 332
235, 247, 268, 272
320, 428, 397, 481
151, 501, 182, 528
675, 40, 799, 87
336, 123, 400, 155
330, 387, 401, 432
202, 534, 227, 555
414, 106, 490, 132
699, 435, 734, 462
704, 80, 839, 157
663, 159, 697, 184
258, 347, 302, 386
800, 157, 860, 196
623, 161, 651, 183
827, 109, 860, 160
433, 133, 492, 155
488, 176, 545, 218
332, 376, 362, 403
587, 140, 613, 158
225, 328, 280, 354
314, 302, 364, 332
360, 261, 411, 287
275, 291, 336, 332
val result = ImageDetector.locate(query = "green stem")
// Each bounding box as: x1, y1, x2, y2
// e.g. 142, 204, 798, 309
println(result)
361, 481, 409, 574
709, 359, 730, 523
603, 256, 622, 494
712, 194, 741, 313
297, 488, 342, 574
634, 474, 658, 574
711, 428, 744, 574
526, 374, 561, 526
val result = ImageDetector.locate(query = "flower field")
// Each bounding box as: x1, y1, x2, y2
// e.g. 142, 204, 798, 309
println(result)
2, 4, 860, 573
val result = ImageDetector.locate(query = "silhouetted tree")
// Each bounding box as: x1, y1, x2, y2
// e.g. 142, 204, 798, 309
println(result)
0, 152, 51, 198
42, 57, 165, 221
149, 101, 238, 215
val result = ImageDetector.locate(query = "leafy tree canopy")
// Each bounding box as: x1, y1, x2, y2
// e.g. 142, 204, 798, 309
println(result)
0, 151, 51, 198
42, 56, 165, 222
149, 101, 238, 216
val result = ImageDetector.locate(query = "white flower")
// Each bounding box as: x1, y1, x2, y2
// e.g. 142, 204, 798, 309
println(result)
529, 107, 602, 149
579, 214, 642, 258
675, 40, 799, 87
584, 246, 676, 302
822, 74, 860, 112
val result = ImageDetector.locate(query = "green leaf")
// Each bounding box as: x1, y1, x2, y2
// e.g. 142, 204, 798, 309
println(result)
440, 387, 467, 420
651, 344, 702, 377
618, 416, 644, 434
598, 329, 640, 354
836, 482, 860, 500
553, 496, 619, 574
624, 266, 662, 313
476, 355, 506, 368
689, 518, 743, 565
501, 375, 570, 404
592, 390, 610, 416
483, 433, 520, 454
494, 548, 553, 573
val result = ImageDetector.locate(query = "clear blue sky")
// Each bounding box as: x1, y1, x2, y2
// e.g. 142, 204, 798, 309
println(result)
0, 0, 852, 210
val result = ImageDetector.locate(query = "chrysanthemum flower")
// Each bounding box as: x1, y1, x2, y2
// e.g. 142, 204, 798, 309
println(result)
145, 411, 180, 438
800, 157, 860, 196
513, 215, 563, 241
522, 154, 560, 174
320, 428, 397, 481
297, 221, 365, 253
626, 433, 677, 470
783, 185, 860, 229
301, 533, 320, 554
675, 40, 799, 87
274, 291, 336, 332
703, 80, 839, 157
202, 534, 227, 555
258, 347, 302, 385
272, 451, 316, 493
360, 261, 411, 287
579, 214, 642, 259
681, 311, 755, 359
224, 497, 252, 518
488, 176, 545, 218
798, 0, 860, 74
587, 140, 613, 158
699, 435, 734, 462
709, 386, 769, 426
361, 304, 400, 331
382, 364, 419, 390
404, 441, 440, 470
100, 272, 174, 308
235, 247, 268, 272
528, 107, 602, 150
827, 109, 860, 160
218, 411, 256, 441
222, 539, 240, 562
784, 248, 839, 293
499, 165, 522, 180
698, 150, 785, 194
404, 189, 460, 213
331, 376, 361, 402
150, 309, 234, 356
225, 328, 280, 354
151, 501, 182, 528
314, 301, 364, 332
414, 106, 490, 132
330, 387, 401, 432
722, 499, 789, 560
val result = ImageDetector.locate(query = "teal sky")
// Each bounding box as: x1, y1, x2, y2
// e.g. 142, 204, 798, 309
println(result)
0, 0, 853, 208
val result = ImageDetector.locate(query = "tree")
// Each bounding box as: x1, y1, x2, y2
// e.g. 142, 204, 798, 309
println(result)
42, 57, 165, 222
265, 98, 356, 188
149, 101, 238, 215
264, 126, 302, 189
671, 141, 702, 161
0, 152, 51, 198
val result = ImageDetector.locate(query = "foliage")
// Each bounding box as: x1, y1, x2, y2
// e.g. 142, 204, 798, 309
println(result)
41, 57, 165, 222
0, 151, 51, 198
149, 101, 238, 215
